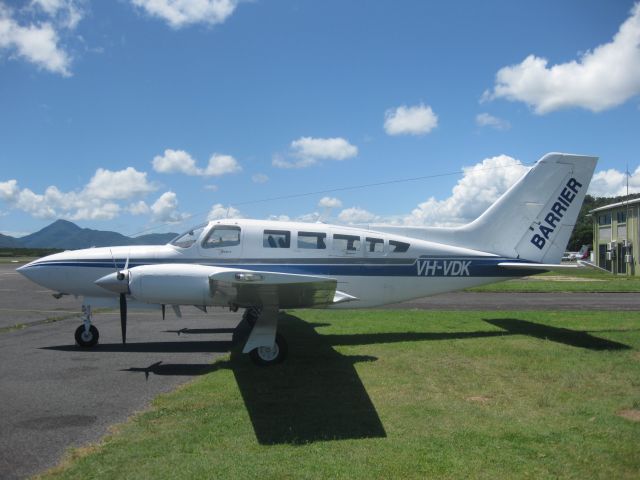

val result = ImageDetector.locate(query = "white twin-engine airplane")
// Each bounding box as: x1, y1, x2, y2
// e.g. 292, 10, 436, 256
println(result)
18, 153, 597, 365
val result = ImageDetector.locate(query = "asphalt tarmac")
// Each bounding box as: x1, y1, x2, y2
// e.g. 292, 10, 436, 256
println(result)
0, 264, 242, 480
0, 262, 638, 479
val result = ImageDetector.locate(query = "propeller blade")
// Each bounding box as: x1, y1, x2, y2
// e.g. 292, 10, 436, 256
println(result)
120, 293, 127, 344
162, 304, 165, 320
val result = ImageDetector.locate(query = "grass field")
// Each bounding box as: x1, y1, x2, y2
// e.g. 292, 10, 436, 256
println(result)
40, 309, 640, 479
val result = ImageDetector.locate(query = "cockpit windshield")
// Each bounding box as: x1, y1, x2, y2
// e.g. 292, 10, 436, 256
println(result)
170, 223, 207, 248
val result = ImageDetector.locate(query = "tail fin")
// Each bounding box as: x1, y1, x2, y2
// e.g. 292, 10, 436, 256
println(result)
462, 153, 597, 262
371, 153, 598, 263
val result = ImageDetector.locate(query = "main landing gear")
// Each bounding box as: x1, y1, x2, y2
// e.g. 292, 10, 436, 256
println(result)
75, 305, 99, 347
242, 306, 261, 327
71, 303, 287, 366
242, 306, 287, 366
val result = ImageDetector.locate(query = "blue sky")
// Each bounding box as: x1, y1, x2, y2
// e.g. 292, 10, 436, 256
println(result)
1, 0, 639, 237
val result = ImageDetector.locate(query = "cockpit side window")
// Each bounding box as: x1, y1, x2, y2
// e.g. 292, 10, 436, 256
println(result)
389, 240, 410, 253
202, 226, 241, 248
263, 230, 290, 248
170, 224, 207, 248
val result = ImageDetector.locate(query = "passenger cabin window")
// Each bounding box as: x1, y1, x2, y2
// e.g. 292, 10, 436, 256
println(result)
389, 240, 410, 253
298, 231, 327, 249
171, 224, 206, 248
333, 233, 360, 252
366, 237, 384, 253
263, 230, 290, 248
202, 226, 241, 248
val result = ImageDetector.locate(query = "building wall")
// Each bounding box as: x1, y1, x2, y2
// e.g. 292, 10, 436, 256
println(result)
592, 205, 638, 275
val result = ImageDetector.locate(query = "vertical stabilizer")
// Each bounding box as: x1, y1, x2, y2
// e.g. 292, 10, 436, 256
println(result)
371, 153, 598, 263
464, 153, 597, 262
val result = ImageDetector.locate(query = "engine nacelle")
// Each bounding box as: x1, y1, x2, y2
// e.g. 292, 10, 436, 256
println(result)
127, 264, 218, 306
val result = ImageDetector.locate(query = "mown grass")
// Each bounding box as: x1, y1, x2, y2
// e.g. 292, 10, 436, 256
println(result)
40, 309, 640, 479
468, 267, 640, 292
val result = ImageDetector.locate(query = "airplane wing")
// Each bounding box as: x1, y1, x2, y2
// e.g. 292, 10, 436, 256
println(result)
209, 269, 358, 308
96, 263, 358, 309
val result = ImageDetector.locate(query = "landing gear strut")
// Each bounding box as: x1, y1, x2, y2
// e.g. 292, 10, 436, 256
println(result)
242, 307, 287, 366
75, 305, 99, 347
242, 307, 262, 327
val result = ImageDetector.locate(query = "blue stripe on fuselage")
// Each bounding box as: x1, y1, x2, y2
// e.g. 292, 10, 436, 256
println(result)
24, 256, 539, 278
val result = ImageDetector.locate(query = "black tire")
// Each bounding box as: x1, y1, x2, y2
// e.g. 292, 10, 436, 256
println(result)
242, 307, 261, 327
249, 333, 288, 366
74, 324, 99, 347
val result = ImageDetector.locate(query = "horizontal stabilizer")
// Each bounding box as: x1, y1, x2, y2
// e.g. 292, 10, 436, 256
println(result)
497, 262, 584, 272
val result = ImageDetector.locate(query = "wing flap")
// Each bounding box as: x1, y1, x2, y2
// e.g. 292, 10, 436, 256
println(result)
209, 270, 349, 308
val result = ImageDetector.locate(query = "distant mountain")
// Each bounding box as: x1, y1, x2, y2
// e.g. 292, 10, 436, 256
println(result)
134, 232, 178, 245
0, 233, 22, 248
2, 220, 178, 250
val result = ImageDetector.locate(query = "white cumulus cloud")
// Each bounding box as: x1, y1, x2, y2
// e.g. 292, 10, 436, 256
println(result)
588, 166, 640, 197
338, 207, 378, 224
31, 0, 84, 29
152, 149, 241, 177
0, 8, 71, 76
131, 0, 239, 29
273, 137, 358, 168
151, 191, 189, 223
207, 203, 241, 220
128, 200, 150, 215
85, 167, 156, 200
152, 149, 201, 175
0, 1, 84, 76
483, 3, 640, 113
404, 155, 529, 226
318, 196, 342, 208
204, 154, 241, 176
0, 167, 157, 221
384, 104, 438, 136
476, 113, 511, 130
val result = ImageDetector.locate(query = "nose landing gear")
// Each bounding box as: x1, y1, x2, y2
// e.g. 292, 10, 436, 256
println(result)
74, 305, 99, 347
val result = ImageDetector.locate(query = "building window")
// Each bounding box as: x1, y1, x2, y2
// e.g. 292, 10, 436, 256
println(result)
599, 226, 612, 243
617, 211, 627, 223
263, 230, 290, 248
598, 213, 611, 225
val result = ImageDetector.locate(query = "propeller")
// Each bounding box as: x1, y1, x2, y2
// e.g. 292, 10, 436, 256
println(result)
100, 250, 130, 344
118, 256, 129, 344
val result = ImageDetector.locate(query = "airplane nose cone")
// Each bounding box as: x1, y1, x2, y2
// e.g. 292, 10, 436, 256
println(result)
95, 271, 130, 294
16, 261, 41, 282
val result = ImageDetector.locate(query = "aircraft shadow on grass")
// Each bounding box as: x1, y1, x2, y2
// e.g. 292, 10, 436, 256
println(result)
43, 314, 630, 444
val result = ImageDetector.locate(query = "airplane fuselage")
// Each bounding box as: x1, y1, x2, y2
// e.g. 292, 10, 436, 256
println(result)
19, 218, 531, 309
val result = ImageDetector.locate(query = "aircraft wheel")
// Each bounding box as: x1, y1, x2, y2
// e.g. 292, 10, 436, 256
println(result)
242, 307, 261, 327
249, 333, 287, 366
74, 325, 99, 347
